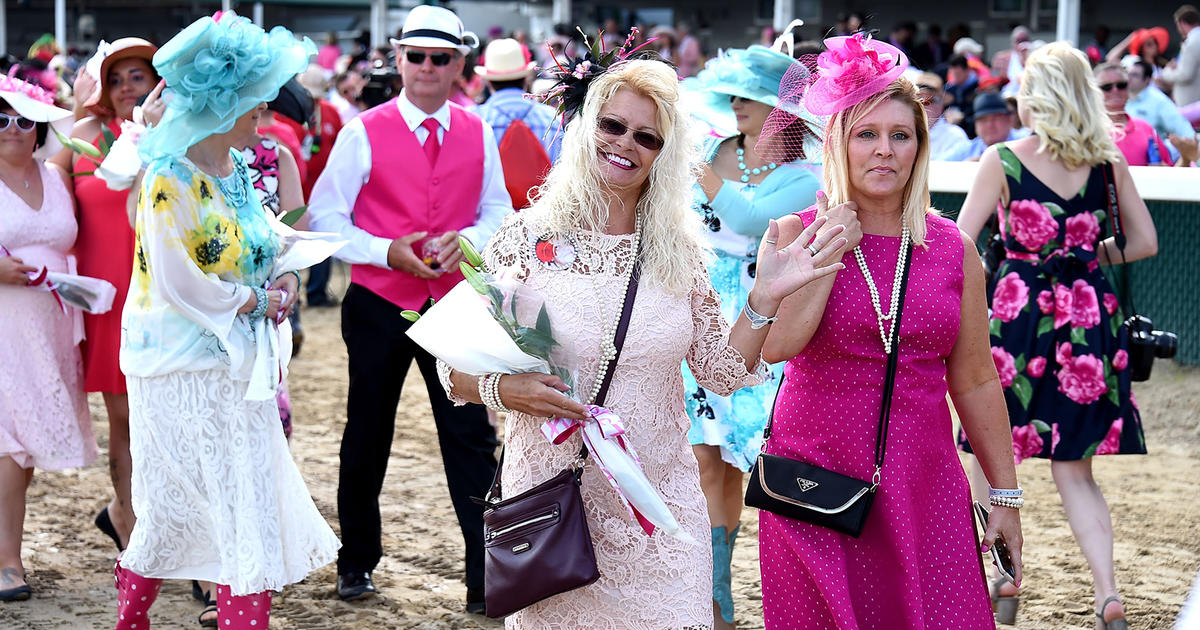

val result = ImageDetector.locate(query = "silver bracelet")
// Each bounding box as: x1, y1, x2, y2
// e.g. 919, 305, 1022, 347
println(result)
988, 486, 1024, 499
742, 300, 778, 330
249, 287, 269, 320
989, 496, 1025, 509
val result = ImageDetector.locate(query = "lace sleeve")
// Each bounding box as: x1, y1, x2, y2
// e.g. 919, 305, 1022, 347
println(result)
685, 265, 769, 397
436, 359, 470, 406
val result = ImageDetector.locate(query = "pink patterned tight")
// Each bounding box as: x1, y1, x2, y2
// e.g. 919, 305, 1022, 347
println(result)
114, 558, 271, 629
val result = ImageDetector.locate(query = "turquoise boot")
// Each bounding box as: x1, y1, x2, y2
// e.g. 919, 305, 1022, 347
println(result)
711, 526, 734, 624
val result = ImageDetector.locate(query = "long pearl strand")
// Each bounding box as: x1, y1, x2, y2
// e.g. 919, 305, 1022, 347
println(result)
853, 227, 910, 355
585, 214, 642, 405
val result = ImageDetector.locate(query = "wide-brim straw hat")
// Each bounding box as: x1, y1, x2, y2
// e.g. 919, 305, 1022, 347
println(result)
0, 70, 73, 159
83, 37, 158, 118
389, 5, 478, 55
137, 13, 315, 163
475, 38, 535, 81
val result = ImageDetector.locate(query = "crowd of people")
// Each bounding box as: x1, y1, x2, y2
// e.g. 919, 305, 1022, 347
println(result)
1, 3, 1197, 630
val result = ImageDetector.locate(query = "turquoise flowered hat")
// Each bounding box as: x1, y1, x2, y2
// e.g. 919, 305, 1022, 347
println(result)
139, 13, 315, 162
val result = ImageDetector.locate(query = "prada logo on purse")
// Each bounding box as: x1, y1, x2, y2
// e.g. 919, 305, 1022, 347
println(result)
797, 478, 819, 492
512, 542, 531, 553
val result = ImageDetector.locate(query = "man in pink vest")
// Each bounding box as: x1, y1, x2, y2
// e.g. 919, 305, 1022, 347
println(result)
308, 5, 511, 612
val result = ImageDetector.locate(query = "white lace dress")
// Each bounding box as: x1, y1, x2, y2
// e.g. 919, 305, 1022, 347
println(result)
440, 212, 766, 629
0, 164, 96, 470
118, 154, 339, 595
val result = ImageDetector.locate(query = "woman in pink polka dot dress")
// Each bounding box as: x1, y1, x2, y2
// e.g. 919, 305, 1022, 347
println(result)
757, 35, 1024, 629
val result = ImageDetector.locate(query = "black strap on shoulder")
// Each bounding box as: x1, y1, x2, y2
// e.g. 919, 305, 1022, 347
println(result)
1100, 162, 1137, 318
874, 242, 913, 471
484, 254, 642, 503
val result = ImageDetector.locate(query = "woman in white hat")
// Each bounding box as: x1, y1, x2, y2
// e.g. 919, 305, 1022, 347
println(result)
48, 36, 160, 562
0, 72, 96, 603
111, 14, 339, 630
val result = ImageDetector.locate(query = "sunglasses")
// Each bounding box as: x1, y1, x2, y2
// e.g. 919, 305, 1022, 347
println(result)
405, 50, 455, 67
0, 113, 36, 133
597, 116, 664, 151
1099, 81, 1128, 92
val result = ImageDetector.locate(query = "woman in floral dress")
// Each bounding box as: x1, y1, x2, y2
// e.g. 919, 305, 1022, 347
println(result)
957, 43, 1158, 630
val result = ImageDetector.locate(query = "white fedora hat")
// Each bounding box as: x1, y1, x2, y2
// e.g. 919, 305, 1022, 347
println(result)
390, 5, 478, 55
474, 38, 535, 81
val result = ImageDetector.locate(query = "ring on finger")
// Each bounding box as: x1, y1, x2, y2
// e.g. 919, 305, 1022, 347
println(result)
764, 238, 778, 245
806, 243, 820, 256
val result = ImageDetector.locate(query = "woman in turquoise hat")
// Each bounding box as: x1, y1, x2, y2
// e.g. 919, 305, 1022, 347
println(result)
112, 14, 340, 630
679, 44, 821, 629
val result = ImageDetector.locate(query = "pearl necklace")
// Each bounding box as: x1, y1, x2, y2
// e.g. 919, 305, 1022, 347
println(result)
853, 227, 910, 355
585, 215, 642, 405
736, 147, 778, 183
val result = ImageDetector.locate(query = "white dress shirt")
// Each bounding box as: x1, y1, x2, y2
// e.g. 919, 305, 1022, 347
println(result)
308, 89, 512, 269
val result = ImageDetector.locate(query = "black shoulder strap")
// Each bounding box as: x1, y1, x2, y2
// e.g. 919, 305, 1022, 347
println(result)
484, 256, 642, 503
1101, 162, 1137, 317
874, 242, 913, 474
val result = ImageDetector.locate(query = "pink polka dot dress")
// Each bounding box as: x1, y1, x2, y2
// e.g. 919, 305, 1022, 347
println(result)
759, 210, 994, 629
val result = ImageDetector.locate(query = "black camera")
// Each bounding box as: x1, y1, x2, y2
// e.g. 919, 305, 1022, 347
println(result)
1124, 314, 1178, 381
360, 59, 400, 109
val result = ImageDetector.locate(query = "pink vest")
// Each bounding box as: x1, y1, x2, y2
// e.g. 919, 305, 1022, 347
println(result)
351, 100, 485, 309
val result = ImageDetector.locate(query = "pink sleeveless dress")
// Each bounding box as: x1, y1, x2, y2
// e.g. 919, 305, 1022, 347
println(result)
759, 210, 994, 629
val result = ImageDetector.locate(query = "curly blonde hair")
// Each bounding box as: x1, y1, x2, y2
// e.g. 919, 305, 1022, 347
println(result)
821, 77, 936, 248
1018, 42, 1120, 169
525, 59, 708, 295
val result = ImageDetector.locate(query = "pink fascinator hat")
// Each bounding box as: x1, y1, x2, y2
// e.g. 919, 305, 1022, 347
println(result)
756, 33, 908, 164
804, 34, 908, 116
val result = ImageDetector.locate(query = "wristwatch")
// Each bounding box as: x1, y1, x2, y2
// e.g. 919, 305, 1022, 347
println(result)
743, 300, 778, 329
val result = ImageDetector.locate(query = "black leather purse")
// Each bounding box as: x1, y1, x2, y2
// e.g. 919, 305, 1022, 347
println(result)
475, 260, 641, 618
744, 243, 912, 537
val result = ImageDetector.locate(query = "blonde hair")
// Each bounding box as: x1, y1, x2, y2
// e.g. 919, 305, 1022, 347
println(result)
822, 77, 936, 248
526, 59, 707, 294
1018, 41, 1120, 169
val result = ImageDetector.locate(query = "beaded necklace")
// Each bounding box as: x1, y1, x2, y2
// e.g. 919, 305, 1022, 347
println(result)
853, 227, 910, 355
216, 157, 251, 208
736, 136, 777, 183
584, 214, 642, 405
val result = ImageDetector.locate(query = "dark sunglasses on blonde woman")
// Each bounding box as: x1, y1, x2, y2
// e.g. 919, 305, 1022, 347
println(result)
405, 50, 455, 66
0, 113, 36, 132
597, 116, 665, 151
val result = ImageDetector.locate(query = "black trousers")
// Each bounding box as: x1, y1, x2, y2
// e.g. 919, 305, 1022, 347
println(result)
337, 284, 498, 593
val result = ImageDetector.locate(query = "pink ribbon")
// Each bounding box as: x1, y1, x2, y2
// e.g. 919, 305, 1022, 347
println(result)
541, 405, 656, 536
25, 266, 68, 314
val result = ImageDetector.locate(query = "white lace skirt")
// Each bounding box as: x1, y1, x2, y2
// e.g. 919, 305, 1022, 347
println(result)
122, 369, 339, 595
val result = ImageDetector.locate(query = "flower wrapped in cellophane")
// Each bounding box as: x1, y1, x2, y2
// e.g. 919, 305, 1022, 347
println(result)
405, 238, 693, 542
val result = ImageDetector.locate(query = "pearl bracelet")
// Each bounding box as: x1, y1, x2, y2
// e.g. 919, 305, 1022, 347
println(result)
477, 373, 511, 413
988, 487, 1024, 498
989, 496, 1025, 509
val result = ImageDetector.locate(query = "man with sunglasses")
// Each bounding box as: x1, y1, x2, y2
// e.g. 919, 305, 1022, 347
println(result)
308, 4, 511, 612
1095, 62, 1174, 166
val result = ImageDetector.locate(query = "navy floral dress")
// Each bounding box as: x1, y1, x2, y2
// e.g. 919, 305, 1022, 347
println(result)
958, 144, 1145, 462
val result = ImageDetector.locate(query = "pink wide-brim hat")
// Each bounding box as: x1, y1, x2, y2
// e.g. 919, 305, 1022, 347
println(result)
801, 34, 908, 116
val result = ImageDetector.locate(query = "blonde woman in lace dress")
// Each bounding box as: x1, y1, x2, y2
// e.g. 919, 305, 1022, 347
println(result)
438, 59, 847, 628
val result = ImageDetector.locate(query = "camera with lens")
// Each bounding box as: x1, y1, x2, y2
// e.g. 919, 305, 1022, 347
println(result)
360, 57, 401, 109
1124, 314, 1178, 381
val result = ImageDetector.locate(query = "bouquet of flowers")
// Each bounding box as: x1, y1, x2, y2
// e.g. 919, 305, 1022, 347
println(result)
405, 239, 693, 542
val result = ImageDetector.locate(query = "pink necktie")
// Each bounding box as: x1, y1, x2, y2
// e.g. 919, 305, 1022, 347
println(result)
421, 117, 441, 166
